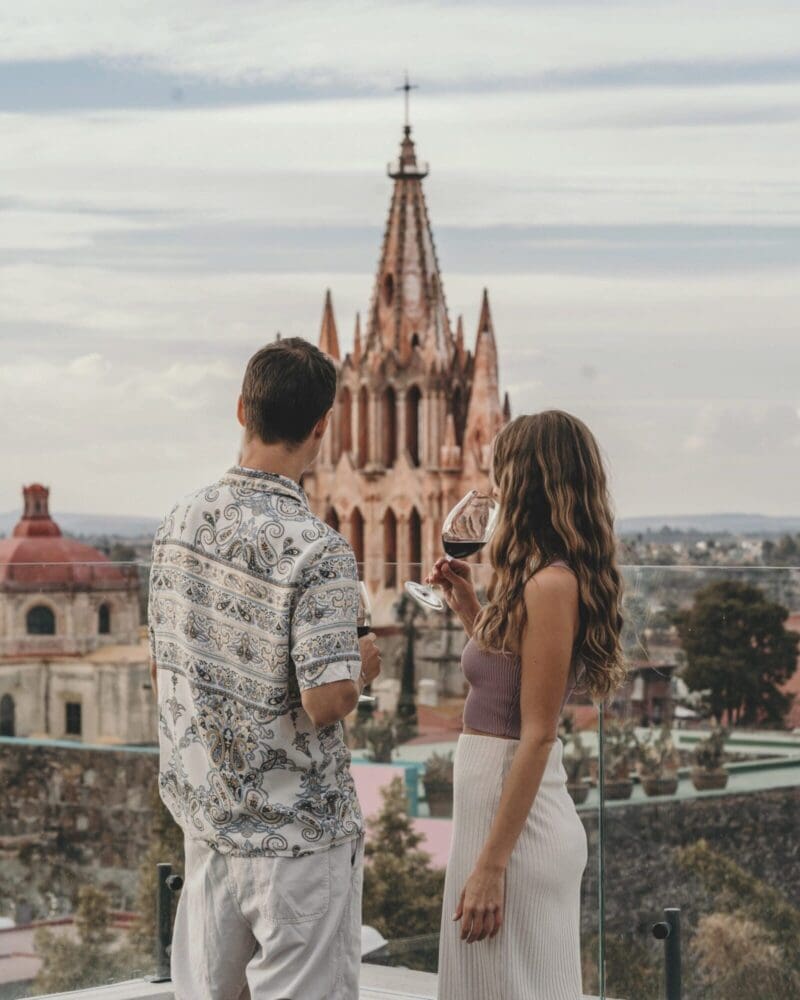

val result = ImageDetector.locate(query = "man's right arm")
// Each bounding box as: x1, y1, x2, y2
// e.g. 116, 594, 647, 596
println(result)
301, 634, 381, 726
291, 535, 381, 727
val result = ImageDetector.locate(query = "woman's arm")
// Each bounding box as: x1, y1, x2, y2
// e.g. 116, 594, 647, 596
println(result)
454, 565, 579, 943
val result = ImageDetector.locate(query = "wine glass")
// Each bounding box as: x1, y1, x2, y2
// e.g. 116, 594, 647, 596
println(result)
356, 581, 377, 710
404, 489, 499, 612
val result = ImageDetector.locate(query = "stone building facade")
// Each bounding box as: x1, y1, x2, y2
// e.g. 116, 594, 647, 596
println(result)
0, 485, 155, 744
304, 122, 509, 618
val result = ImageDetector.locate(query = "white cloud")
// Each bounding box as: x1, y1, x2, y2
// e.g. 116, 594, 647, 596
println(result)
1, 1, 799, 85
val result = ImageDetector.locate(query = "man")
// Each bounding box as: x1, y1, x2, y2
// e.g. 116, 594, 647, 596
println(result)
148, 337, 381, 999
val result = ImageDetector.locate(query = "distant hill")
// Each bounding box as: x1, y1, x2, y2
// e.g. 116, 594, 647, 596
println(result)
0, 511, 160, 539
2, 509, 798, 541
618, 513, 800, 537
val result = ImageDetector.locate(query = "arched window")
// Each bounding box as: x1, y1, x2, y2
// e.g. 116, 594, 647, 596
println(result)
0, 694, 15, 737
383, 509, 398, 588
382, 387, 397, 468
351, 507, 365, 571
98, 603, 111, 635
383, 273, 394, 307
406, 386, 422, 467
357, 387, 369, 467
339, 386, 353, 457
324, 507, 340, 532
409, 508, 423, 583
26, 605, 55, 636
451, 386, 464, 446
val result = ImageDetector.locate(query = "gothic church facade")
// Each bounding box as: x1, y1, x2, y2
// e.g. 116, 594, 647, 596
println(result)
304, 122, 509, 617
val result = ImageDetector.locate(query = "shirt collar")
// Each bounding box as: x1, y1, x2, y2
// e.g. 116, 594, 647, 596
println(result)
226, 465, 309, 507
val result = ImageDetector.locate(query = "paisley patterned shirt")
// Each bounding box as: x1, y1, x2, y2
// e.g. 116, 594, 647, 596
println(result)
148, 466, 363, 857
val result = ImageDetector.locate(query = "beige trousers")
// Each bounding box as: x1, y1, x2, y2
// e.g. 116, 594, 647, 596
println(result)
172, 835, 364, 1000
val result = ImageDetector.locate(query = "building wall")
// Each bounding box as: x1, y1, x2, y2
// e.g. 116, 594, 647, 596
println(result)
0, 587, 140, 658
0, 646, 156, 744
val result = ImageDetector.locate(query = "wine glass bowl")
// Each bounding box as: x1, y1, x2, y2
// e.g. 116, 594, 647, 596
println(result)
405, 490, 498, 612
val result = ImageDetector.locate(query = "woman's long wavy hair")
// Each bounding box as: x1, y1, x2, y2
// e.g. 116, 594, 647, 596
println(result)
472, 411, 626, 701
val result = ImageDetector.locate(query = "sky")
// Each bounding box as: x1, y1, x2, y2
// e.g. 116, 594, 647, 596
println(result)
1, 0, 799, 521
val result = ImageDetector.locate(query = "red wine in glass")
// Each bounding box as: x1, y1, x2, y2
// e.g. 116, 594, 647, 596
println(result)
442, 538, 485, 560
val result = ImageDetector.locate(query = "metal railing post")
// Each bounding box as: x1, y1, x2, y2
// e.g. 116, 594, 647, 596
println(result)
147, 862, 184, 983
652, 907, 682, 1000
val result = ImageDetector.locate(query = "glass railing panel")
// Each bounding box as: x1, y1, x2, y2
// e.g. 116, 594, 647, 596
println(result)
600, 565, 800, 1000
2, 558, 603, 993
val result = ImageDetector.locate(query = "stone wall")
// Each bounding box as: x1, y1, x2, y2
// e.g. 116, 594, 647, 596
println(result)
0, 740, 159, 920
586, 785, 800, 930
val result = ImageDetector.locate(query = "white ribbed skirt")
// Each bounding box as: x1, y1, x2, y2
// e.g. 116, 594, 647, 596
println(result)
438, 735, 588, 1000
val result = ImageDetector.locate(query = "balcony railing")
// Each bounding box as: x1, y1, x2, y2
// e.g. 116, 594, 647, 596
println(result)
1, 561, 798, 999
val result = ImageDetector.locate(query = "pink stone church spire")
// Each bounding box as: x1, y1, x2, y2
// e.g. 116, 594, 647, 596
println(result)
463, 289, 505, 471
318, 289, 340, 360
364, 79, 454, 369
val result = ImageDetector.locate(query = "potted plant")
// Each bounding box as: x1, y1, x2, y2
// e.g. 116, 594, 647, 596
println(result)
361, 714, 399, 763
691, 727, 729, 791
636, 723, 680, 796
562, 728, 592, 804
602, 718, 637, 800
422, 751, 454, 817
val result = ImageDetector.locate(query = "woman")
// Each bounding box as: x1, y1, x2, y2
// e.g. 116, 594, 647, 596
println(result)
428, 411, 625, 1000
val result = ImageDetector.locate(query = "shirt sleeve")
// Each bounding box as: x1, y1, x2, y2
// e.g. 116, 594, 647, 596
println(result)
290, 531, 362, 691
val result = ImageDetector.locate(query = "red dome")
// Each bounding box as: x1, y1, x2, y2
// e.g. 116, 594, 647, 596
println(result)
0, 485, 133, 591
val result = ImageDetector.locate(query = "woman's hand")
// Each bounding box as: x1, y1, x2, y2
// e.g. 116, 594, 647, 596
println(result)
453, 862, 505, 943
426, 557, 481, 630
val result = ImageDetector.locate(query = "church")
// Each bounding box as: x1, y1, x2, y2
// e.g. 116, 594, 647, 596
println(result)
303, 112, 509, 617
0, 484, 156, 744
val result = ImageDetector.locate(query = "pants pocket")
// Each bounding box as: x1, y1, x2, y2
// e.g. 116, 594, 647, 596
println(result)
260, 850, 331, 924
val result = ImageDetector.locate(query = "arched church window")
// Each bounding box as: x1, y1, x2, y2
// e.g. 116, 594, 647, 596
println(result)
0, 694, 14, 737
383, 508, 398, 588
98, 603, 111, 635
383, 273, 394, 307
340, 386, 353, 457
408, 508, 423, 583
324, 507, 340, 532
351, 507, 365, 571
452, 386, 464, 446
27, 605, 55, 636
357, 387, 369, 467
410, 333, 421, 350
382, 387, 397, 467
406, 386, 422, 467
430, 275, 438, 302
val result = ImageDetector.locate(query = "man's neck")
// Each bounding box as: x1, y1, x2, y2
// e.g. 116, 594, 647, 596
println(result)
238, 440, 309, 485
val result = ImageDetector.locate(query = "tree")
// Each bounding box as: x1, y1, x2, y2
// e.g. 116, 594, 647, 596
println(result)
362, 777, 445, 941
34, 886, 130, 993
762, 534, 800, 567
676, 580, 798, 726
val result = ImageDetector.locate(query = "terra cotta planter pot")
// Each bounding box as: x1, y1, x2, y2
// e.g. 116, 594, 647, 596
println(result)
642, 775, 679, 797
691, 767, 729, 791
423, 781, 453, 817
567, 781, 591, 804
603, 778, 634, 800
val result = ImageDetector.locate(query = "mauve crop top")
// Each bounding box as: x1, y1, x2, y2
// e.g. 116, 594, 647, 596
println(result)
462, 561, 582, 740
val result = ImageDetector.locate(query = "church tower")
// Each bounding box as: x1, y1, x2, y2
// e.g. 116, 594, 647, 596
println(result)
303, 103, 509, 618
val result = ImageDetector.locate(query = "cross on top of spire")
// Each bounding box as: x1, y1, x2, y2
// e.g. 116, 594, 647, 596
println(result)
396, 71, 418, 131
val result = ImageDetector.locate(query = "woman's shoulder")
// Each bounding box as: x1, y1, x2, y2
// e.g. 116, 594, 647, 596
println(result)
525, 561, 578, 596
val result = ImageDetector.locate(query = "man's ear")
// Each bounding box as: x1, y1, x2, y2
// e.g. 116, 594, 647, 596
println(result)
236, 395, 246, 428
313, 408, 333, 439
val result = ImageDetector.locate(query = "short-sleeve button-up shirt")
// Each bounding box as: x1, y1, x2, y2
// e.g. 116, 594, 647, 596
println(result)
148, 466, 363, 857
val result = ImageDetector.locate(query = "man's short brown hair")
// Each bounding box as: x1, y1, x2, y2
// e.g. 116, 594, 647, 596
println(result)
241, 338, 337, 447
